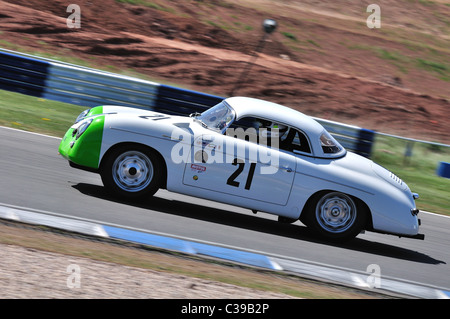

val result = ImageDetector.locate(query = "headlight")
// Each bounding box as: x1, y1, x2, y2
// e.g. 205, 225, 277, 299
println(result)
74, 118, 93, 139
75, 109, 90, 123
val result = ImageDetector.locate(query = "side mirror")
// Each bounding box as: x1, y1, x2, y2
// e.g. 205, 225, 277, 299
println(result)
263, 19, 277, 34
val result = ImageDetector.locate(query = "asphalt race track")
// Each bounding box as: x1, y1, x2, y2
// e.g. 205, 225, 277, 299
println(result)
1, 126, 449, 294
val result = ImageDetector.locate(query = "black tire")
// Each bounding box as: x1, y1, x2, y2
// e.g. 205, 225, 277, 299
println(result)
304, 191, 367, 242
100, 145, 162, 199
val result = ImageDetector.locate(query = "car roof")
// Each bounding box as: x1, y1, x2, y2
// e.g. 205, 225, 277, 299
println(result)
224, 96, 325, 136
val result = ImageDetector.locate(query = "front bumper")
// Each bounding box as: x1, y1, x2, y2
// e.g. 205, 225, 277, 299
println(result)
58, 116, 105, 169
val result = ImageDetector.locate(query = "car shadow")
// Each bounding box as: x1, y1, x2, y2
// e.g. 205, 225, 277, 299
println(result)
72, 183, 444, 265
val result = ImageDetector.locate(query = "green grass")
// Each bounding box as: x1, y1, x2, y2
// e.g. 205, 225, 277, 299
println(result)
114, 0, 175, 13
343, 42, 450, 80
0, 90, 86, 138
307, 39, 321, 48
372, 135, 450, 215
281, 31, 298, 42
416, 58, 449, 80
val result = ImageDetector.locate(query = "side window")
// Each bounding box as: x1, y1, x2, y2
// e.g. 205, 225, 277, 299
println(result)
281, 129, 311, 154
226, 117, 260, 144
227, 117, 311, 154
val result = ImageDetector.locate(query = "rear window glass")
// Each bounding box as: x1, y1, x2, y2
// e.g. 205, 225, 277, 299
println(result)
320, 132, 342, 154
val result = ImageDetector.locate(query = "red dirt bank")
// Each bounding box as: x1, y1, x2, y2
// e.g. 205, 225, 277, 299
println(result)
0, 0, 449, 143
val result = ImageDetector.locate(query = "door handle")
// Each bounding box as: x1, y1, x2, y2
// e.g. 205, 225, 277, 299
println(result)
281, 166, 293, 173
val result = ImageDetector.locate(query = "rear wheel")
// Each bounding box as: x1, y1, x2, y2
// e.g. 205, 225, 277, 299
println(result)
305, 191, 367, 241
100, 145, 162, 199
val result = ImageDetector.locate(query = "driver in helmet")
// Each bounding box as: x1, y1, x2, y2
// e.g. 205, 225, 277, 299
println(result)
253, 119, 289, 147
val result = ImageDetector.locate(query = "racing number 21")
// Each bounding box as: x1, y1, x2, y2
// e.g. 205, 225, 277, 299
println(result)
226, 158, 256, 190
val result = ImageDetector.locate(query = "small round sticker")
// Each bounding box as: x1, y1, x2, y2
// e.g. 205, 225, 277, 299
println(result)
194, 150, 208, 163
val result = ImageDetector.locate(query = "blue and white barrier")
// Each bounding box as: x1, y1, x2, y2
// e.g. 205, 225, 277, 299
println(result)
0, 50, 222, 114
437, 162, 450, 179
0, 49, 373, 157
103, 225, 282, 270
0, 203, 280, 270
0, 203, 448, 299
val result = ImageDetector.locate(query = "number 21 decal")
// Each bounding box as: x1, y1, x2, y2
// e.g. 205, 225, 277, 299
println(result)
226, 158, 257, 190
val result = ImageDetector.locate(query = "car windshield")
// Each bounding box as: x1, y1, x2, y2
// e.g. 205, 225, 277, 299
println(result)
196, 101, 235, 132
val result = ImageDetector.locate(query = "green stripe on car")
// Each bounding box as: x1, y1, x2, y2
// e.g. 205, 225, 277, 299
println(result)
59, 115, 105, 169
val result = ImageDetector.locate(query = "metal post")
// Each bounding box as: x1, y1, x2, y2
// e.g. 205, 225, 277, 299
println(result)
229, 19, 277, 96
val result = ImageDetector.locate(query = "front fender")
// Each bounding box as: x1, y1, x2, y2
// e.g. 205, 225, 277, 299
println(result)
59, 115, 105, 169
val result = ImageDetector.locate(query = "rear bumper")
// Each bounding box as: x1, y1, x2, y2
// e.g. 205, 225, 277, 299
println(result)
371, 227, 425, 240
405, 233, 425, 240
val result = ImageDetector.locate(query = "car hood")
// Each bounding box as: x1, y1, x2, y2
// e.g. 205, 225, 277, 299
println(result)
89, 105, 201, 139
87, 104, 192, 126
93, 105, 173, 117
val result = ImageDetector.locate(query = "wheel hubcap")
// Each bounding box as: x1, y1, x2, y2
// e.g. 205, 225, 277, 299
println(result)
316, 192, 356, 233
112, 151, 154, 192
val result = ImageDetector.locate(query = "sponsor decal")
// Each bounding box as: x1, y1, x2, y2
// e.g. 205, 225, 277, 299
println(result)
191, 164, 206, 173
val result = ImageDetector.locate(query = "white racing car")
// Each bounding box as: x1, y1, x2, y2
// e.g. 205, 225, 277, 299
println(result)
59, 97, 424, 241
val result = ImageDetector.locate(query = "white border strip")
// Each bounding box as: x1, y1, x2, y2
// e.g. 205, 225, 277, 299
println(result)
0, 204, 108, 237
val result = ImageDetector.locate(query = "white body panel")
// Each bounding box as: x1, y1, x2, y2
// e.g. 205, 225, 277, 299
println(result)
79, 98, 420, 238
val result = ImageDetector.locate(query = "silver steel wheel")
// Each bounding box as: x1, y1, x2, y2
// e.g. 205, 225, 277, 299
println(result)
315, 192, 357, 234
112, 150, 154, 192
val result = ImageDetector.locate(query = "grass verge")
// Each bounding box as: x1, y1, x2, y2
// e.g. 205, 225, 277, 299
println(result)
0, 90, 86, 138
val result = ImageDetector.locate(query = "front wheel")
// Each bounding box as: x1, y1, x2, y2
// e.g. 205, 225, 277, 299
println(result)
304, 191, 367, 242
100, 145, 162, 199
